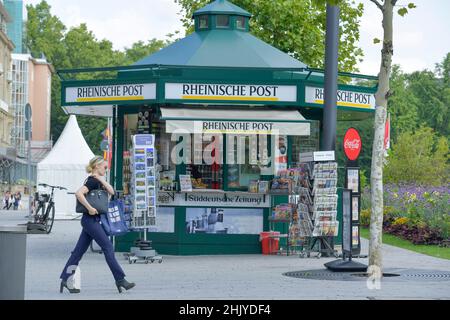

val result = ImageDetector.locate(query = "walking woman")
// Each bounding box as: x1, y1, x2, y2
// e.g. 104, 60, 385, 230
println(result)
2, 191, 10, 210
60, 156, 135, 294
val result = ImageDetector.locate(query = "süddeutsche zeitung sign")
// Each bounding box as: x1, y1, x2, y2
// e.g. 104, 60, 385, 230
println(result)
158, 191, 270, 208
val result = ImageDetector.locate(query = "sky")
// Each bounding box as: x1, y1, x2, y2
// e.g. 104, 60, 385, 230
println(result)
23, 0, 450, 75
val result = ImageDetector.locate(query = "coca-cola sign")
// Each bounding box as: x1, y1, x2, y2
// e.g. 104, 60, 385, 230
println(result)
343, 128, 362, 161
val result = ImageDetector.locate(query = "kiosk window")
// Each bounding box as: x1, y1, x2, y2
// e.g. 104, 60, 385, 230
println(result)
122, 114, 178, 193
216, 15, 230, 28
227, 135, 269, 190
236, 16, 246, 29
291, 120, 320, 166
187, 134, 223, 190
198, 15, 209, 29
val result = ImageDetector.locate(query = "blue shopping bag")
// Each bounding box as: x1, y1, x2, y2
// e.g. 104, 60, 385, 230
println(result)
100, 200, 129, 236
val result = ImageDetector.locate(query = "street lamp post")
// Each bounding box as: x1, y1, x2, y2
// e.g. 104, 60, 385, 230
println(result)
321, 3, 340, 257
25, 103, 32, 219
322, 3, 340, 151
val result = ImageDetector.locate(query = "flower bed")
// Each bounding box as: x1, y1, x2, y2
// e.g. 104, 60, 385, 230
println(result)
361, 184, 450, 245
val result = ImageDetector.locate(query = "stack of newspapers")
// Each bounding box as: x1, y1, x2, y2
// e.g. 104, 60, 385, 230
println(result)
311, 162, 339, 237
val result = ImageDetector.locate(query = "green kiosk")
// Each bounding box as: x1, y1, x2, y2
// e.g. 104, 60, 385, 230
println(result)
59, 0, 376, 255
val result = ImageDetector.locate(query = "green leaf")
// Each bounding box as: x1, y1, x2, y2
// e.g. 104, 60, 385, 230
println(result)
398, 8, 408, 17
176, 0, 364, 73
373, 38, 381, 44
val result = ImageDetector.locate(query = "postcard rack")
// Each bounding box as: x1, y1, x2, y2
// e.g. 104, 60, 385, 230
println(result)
129, 134, 158, 233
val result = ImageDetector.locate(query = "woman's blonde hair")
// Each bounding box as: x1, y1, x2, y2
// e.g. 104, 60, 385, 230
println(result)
86, 156, 106, 174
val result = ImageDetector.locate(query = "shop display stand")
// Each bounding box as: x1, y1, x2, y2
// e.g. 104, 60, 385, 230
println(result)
283, 162, 320, 258
289, 193, 314, 258
269, 166, 314, 256
297, 156, 339, 258
324, 189, 367, 272
124, 134, 163, 264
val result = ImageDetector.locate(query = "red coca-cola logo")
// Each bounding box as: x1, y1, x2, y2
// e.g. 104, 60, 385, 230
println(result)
343, 128, 362, 161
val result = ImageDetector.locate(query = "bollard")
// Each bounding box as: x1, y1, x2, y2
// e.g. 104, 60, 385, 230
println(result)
0, 225, 27, 300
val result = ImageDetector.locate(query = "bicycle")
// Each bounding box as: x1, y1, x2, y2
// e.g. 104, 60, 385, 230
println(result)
28, 183, 67, 234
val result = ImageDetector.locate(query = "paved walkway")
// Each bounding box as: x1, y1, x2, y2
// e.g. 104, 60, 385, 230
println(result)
1, 210, 449, 300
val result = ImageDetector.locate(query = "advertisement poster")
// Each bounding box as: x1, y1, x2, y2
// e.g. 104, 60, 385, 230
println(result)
185, 208, 263, 235
274, 135, 288, 174
179, 175, 193, 192
352, 226, 360, 247
352, 196, 359, 221
149, 207, 175, 233
137, 110, 151, 134
347, 169, 359, 194
342, 189, 351, 253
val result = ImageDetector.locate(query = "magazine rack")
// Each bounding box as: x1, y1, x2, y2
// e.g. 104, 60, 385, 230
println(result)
296, 152, 339, 258
269, 166, 313, 256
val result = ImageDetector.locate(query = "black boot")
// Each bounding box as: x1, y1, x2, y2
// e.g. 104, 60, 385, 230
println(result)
115, 279, 135, 293
60, 280, 81, 294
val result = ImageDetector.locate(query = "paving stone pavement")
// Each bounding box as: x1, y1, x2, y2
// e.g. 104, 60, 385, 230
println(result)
1, 210, 449, 300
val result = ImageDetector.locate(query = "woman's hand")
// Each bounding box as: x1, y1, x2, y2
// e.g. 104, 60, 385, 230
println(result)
92, 174, 115, 196
91, 174, 103, 181
88, 207, 98, 216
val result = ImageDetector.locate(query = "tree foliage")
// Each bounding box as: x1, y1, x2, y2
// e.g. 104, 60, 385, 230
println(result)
387, 65, 420, 141
25, 1, 167, 154
408, 66, 450, 139
387, 54, 450, 143
384, 127, 449, 186
174, 0, 364, 72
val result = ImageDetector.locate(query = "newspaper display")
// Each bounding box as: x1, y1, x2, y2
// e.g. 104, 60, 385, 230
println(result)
311, 162, 339, 237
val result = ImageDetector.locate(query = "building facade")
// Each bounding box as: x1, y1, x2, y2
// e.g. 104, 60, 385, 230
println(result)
4, 0, 23, 54
11, 53, 53, 183
0, 0, 53, 189
0, 1, 14, 186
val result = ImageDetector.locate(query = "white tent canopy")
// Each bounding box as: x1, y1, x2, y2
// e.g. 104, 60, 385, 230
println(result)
37, 115, 95, 219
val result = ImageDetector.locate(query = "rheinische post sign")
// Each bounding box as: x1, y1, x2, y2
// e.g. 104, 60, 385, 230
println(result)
165, 83, 297, 102
305, 86, 375, 110
65, 83, 156, 105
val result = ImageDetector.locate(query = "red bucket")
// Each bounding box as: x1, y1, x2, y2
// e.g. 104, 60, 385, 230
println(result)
260, 231, 280, 255
269, 231, 280, 254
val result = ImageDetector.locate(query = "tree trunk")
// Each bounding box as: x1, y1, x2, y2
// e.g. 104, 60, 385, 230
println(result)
369, 0, 395, 278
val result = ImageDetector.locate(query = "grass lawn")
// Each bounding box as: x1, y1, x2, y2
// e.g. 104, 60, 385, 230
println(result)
360, 227, 450, 260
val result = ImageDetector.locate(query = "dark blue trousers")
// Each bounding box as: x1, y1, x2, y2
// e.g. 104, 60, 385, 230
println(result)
60, 214, 125, 282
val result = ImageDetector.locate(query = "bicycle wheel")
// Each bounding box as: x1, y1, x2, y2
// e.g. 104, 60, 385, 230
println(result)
45, 205, 55, 234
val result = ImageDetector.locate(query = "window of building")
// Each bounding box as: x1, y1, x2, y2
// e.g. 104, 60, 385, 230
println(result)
290, 120, 320, 166
236, 16, 246, 29
187, 134, 223, 190
226, 135, 270, 190
216, 15, 230, 28
198, 15, 209, 29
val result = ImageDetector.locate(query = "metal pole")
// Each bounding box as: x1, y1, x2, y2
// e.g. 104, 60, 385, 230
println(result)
25, 104, 32, 220
27, 129, 31, 219
321, 3, 340, 151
